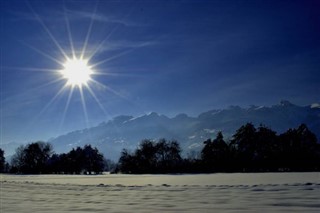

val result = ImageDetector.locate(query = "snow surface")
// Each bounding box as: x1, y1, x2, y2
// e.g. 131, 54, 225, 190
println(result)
1, 173, 319, 212
311, 103, 320, 109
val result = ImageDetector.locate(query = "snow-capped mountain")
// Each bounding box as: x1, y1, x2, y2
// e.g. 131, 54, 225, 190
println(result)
46, 100, 320, 160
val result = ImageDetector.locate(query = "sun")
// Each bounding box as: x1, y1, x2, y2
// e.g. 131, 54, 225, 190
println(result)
23, 1, 129, 127
60, 58, 93, 87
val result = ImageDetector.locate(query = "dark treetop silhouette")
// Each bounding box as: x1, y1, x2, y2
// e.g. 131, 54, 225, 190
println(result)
5, 123, 320, 174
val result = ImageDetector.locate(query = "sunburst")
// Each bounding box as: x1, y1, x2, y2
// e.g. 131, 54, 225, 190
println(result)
17, 1, 133, 129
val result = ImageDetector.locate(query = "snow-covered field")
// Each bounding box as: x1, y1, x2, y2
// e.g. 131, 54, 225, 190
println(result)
1, 173, 319, 212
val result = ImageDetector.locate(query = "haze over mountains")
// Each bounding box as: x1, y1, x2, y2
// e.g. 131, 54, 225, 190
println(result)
2, 100, 320, 160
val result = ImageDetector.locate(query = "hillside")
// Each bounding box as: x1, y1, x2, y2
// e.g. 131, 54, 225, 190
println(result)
47, 100, 320, 160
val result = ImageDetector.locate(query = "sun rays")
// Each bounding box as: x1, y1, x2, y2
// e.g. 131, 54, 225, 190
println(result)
17, 0, 131, 129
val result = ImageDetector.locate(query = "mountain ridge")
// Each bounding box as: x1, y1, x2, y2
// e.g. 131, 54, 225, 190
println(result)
2, 101, 319, 160
47, 100, 320, 160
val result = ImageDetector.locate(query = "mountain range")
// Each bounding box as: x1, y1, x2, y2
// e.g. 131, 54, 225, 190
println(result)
48, 100, 320, 160
2, 100, 320, 160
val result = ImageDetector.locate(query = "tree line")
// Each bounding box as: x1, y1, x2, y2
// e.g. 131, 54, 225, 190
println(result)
117, 123, 320, 173
4, 143, 106, 174
0, 123, 319, 174
200, 123, 320, 172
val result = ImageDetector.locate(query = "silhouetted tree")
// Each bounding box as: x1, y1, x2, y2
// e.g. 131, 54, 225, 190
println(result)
118, 149, 136, 173
278, 124, 319, 171
22, 142, 53, 174
228, 123, 320, 172
82, 145, 105, 174
46, 153, 61, 174
10, 142, 53, 174
45, 145, 105, 174
231, 123, 257, 154
0, 149, 5, 173
230, 123, 258, 171
255, 125, 278, 170
67, 147, 84, 174
155, 139, 182, 173
7, 123, 320, 174
56, 153, 69, 174
116, 123, 319, 174
135, 139, 157, 173
10, 145, 26, 173
118, 139, 182, 174
201, 132, 230, 172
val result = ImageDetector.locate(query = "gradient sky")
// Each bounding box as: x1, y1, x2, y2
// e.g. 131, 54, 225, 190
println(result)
1, 0, 320, 143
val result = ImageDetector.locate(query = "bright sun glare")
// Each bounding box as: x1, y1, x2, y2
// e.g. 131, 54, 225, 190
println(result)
22, 1, 128, 127
60, 58, 93, 87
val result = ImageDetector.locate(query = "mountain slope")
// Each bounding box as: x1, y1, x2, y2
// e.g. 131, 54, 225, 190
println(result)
47, 100, 320, 160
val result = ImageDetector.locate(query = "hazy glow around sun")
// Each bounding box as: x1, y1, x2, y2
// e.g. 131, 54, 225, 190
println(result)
60, 58, 93, 87
23, 2, 125, 127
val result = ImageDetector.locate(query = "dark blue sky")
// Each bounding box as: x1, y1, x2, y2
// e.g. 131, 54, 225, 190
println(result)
1, 0, 320, 143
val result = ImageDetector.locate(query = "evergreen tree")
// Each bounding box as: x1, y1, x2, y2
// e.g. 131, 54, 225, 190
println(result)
255, 125, 278, 170
278, 124, 319, 170
82, 145, 105, 174
230, 123, 257, 171
201, 132, 229, 172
